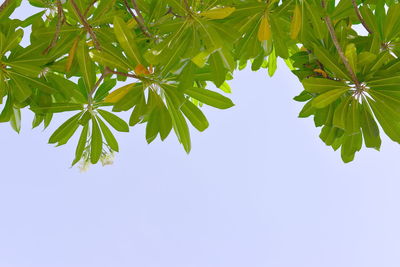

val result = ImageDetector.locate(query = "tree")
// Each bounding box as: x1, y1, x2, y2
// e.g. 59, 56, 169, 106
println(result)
0, 0, 398, 168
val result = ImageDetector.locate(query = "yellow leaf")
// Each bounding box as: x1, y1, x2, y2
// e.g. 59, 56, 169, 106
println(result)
104, 83, 135, 103
65, 37, 80, 72
290, 5, 301, 40
200, 7, 236, 19
258, 15, 271, 41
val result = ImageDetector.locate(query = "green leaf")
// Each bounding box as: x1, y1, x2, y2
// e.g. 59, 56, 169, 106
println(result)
0, 96, 13, 122
313, 45, 351, 81
98, 117, 119, 152
49, 112, 82, 145
165, 93, 191, 153
341, 132, 362, 163
333, 96, 351, 129
97, 109, 129, 132
302, 78, 347, 94
345, 99, 360, 135
368, 97, 400, 143
31, 103, 84, 114
360, 101, 381, 150
312, 88, 348, 109
298, 100, 315, 118
159, 103, 172, 140
146, 106, 160, 144
72, 123, 89, 166
0, 29, 23, 56
10, 108, 21, 133
181, 100, 209, 132
345, 43, 357, 73
184, 87, 234, 109
113, 16, 143, 66
77, 39, 96, 92
90, 117, 103, 164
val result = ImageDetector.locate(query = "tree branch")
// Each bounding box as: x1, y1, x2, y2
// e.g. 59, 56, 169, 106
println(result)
322, 0, 360, 89
351, 0, 373, 34
106, 68, 141, 80
165, 7, 184, 18
88, 68, 110, 108
84, 0, 99, 16
70, 0, 101, 50
0, 0, 12, 13
43, 0, 65, 55
124, 0, 152, 38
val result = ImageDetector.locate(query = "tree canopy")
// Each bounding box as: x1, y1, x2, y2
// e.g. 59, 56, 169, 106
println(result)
0, 0, 399, 168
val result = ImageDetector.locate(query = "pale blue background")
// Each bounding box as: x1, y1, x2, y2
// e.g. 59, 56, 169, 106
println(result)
1, 3, 400, 267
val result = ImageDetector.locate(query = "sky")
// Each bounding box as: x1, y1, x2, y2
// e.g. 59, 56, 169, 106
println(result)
1, 3, 400, 267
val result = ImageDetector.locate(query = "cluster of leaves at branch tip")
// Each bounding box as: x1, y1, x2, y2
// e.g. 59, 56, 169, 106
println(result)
1, 0, 400, 169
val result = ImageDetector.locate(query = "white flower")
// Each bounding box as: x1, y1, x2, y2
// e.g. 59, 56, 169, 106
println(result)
78, 159, 90, 173
100, 153, 115, 166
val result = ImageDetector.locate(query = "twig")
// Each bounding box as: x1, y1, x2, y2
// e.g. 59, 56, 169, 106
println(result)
43, 0, 65, 55
70, 0, 101, 50
84, 0, 98, 16
322, 0, 360, 89
166, 7, 184, 18
123, 0, 136, 18
0, 0, 12, 13
125, 0, 152, 38
106, 68, 141, 80
88, 68, 110, 107
351, 0, 373, 34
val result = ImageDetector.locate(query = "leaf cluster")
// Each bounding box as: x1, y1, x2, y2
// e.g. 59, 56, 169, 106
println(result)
1, 0, 399, 167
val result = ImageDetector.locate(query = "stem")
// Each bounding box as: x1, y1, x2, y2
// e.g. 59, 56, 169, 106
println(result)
70, 0, 101, 50
43, 0, 65, 55
351, 0, 373, 34
0, 0, 11, 13
322, 0, 360, 88
106, 68, 140, 80
166, 7, 184, 18
128, 0, 152, 38
88, 68, 110, 107
84, 0, 98, 16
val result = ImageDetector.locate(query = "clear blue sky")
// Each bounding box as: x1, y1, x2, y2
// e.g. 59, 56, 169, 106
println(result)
1, 3, 400, 267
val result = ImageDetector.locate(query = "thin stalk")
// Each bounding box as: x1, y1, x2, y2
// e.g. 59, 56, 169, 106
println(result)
129, 0, 152, 38
351, 0, 373, 34
84, 0, 98, 16
43, 0, 65, 55
0, 0, 12, 13
322, 0, 361, 89
88, 69, 110, 108
70, 0, 101, 50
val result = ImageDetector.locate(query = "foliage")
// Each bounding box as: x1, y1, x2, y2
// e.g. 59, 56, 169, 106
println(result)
0, 0, 399, 167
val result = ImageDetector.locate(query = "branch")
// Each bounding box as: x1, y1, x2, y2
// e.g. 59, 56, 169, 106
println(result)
106, 68, 141, 80
84, 0, 98, 16
351, 0, 373, 34
165, 7, 184, 18
70, 0, 101, 50
322, 0, 360, 89
0, 0, 12, 13
123, 0, 152, 38
88, 69, 110, 108
43, 0, 65, 55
